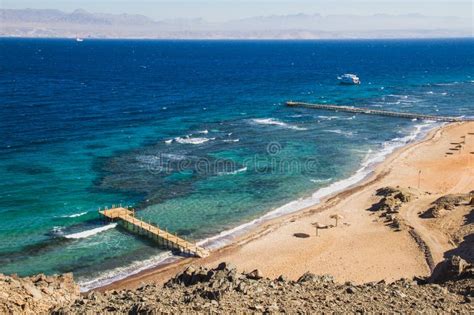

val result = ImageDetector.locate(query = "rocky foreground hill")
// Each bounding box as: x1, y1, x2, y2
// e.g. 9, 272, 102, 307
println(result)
1, 256, 473, 314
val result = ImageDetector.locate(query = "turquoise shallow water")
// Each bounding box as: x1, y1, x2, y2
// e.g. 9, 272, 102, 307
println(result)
0, 38, 473, 289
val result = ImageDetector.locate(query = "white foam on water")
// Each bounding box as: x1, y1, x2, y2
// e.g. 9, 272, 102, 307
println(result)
433, 82, 459, 86
426, 91, 448, 96
217, 166, 247, 176
78, 251, 176, 292
64, 223, 117, 240
61, 212, 88, 218
323, 129, 354, 137
310, 178, 333, 183
174, 136, 214, 145
251, 118, 307, 131
387, 94, 409, 99
51, 226, 65, 236
223, 139, 240, 143
317, 115, 339, 120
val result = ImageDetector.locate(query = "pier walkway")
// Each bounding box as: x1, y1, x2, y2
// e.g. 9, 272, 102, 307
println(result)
100, 207, 209, 258
286, 101, 471, 122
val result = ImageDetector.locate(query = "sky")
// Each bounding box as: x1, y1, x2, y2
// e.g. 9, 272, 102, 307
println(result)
1, 0, 472, 22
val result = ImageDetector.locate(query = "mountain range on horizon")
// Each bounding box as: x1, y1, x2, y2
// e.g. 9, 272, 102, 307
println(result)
0, 8, 472, 39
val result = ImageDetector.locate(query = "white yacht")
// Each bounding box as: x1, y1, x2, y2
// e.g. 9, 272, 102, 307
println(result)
338, 74, 360, 85
76, 37, 84, 42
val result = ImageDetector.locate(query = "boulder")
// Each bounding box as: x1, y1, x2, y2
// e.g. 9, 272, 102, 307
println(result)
432, 255, 474, 283
246, 269, 263, 280
297, 272, 334, 284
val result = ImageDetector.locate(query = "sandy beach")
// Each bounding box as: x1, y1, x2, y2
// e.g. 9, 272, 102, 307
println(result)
97, 121, 474, 292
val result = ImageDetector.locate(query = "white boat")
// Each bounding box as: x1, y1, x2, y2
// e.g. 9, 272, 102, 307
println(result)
338, 74, 360, 85
76, 37, 84, 42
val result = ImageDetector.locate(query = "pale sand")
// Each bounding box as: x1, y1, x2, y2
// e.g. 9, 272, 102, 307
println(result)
97, 122, 474, 292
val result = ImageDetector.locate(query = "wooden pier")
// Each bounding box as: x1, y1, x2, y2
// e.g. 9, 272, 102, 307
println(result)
99, 207, 209, 258
286, 101, 471, 122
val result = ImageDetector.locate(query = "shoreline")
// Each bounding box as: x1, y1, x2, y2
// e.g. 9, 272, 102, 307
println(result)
91, 120, 455, 292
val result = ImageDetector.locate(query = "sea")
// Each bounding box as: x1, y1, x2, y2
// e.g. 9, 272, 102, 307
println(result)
0, 38, 473, 290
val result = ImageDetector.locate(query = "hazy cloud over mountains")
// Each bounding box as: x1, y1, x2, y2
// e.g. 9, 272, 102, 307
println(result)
1, 8, 472, 39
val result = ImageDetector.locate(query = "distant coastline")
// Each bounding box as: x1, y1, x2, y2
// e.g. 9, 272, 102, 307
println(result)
1, 8, 471, 40
1, 36, 473, 41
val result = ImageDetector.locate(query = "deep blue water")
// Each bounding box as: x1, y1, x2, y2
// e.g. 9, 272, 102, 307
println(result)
0, 38, 473, 289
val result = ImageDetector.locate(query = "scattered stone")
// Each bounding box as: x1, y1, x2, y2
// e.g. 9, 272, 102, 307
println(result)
0, 273, 79, 314
2, 261, 473, 314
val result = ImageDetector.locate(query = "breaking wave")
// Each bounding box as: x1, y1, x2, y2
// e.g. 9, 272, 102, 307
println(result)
64, 224, 117, 240
217, 166, 247, 176
79, 251, 176, 292
174, 136, 215, 145
251, 118, 307, 131
61, 212, 88, 218
223, 139, 240, 143
310, 178, 333, 183
323, 129, 354, 137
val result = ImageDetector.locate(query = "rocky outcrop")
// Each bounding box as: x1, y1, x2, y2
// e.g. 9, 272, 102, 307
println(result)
432, 255, 474, 283
372, 186, 414, 213
53, 262, 473, 314
376, 186, 414, 203
422, 194, 471, 218
370, 186, 414, 230
0, 273, 79, 314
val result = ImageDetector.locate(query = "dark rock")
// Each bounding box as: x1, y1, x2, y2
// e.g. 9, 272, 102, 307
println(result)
432, 256, 474, 283
376, 186, 400, 196
346, 286, 356, 294
370, 187, 413, 218
246, 269, 263, 280
297, 272, 317, 283
216, 262, 229, 270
